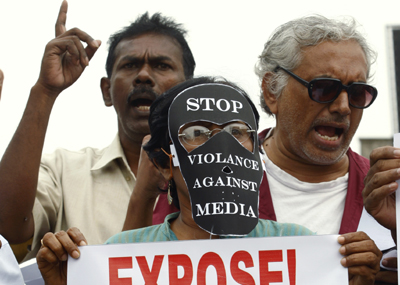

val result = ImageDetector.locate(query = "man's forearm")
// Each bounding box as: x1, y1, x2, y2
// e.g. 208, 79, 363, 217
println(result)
122, 190, 157, 231
0, 84, 57, 243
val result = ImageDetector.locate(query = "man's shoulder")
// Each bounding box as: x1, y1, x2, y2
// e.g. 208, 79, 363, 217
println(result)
41, 145, 107, 162
39, 145, 109, 172
40, 135, 122, 170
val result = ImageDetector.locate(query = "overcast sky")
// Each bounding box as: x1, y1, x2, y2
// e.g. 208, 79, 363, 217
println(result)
0, 0, 399, 157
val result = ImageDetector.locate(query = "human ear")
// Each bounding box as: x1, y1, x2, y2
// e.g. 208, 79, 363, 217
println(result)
261, 72, 278, 115
100, 77, 112, 107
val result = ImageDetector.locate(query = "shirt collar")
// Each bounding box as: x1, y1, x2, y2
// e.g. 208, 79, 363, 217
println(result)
91, 134, 128, 171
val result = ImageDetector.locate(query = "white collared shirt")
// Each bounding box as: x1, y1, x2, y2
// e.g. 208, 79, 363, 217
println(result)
28, 134, 136, 260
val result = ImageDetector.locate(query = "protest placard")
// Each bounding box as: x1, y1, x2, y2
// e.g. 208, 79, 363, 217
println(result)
68, 234, 347, 284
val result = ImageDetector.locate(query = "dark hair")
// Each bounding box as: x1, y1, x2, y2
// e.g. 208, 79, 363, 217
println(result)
105, 12, 195, 79
143, 76, 259, 208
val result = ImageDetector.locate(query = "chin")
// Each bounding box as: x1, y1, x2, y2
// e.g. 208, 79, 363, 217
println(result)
126, 120, 150, 133
301, 147, 349, 166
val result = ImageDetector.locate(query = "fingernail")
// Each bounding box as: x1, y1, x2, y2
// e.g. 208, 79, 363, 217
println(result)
85, 57, 89, 66
71, 250, 80, 259
340, 257, 347, 267
337, 236, 345, 244
79, 240, 87, 246
394, 150, 400, 157
382, 259, 388, 266
339, 246, 346, 255
92, 40, 99, 48
61, 254, 67, 261
397, 168, 400, 175
389, 182, 397, 191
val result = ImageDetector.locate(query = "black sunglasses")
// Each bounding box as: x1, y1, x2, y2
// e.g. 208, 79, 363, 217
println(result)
275, 66, 377, 109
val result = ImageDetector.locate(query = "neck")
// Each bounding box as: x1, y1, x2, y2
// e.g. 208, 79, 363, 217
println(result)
118, 132, 144, 176
263, 129, 349, 183
170, 204, 218, 240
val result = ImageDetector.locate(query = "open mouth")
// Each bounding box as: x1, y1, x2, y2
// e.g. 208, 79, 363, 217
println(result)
131, 98, 153, 111
315, 126, 344, 141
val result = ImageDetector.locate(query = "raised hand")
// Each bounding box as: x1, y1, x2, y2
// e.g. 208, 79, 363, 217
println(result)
362, 146, 400, 232
37, 227, 87, 285
35, 0, 101, 99
0, 1, 100, 248
35, 28, 101, 99
338, 231, 382, 285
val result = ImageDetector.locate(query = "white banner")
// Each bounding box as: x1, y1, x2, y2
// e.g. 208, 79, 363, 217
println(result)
68, 234, 347, 284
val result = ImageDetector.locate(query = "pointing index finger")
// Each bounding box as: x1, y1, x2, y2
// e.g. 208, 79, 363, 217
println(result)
55, 0, 68, 37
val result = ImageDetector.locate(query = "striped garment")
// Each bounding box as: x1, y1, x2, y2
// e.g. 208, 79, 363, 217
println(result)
105, 212, 314, 244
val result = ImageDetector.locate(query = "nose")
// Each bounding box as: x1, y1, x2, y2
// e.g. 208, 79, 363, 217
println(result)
133, 64, 155, 87
328, 90, 351, 116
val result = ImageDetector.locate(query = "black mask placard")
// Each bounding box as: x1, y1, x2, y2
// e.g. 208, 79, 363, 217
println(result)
168, 84, 263, 236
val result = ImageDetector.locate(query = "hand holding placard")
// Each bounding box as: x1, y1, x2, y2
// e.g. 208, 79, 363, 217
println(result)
362, 135, 400, 284
338, 232, 381, 284
36, 227, 87, 285
363, 145, 399, 234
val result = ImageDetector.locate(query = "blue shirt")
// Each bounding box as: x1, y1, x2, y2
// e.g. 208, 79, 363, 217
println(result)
106, 212, 314, 244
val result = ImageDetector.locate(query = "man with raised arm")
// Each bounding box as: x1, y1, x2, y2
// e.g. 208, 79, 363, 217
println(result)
0, 1, 194, 260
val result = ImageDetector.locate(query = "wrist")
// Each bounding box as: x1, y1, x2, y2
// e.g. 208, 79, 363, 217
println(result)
131, 187, 159, 204
32, 81, 61, 102
25, 85, 59, 117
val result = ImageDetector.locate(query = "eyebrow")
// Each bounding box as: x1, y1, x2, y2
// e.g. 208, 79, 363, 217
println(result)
118, 55, 174, 65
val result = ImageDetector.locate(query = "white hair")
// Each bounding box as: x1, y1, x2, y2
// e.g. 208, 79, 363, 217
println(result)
255, 14, 377, 115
